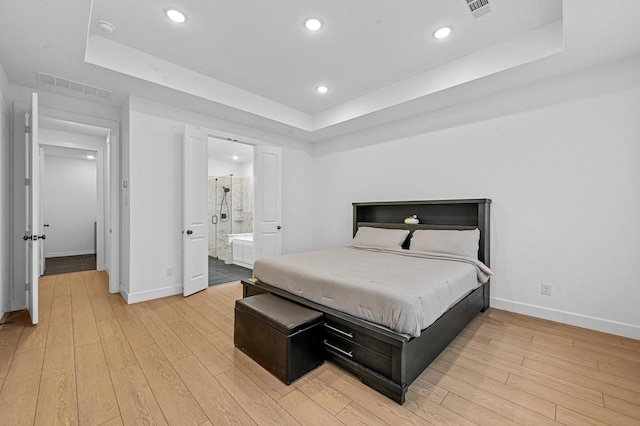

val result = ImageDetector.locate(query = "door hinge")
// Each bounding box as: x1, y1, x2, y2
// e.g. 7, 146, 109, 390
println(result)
25, 125, 31, 134
25, 177, 31, 186
25, 282, 30, 291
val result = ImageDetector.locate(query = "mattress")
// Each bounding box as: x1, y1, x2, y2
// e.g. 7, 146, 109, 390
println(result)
253, 245, 492, 337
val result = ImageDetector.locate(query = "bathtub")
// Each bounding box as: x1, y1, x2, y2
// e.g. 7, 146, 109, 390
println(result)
225, 233, 253, 244
225, 233, 254, 269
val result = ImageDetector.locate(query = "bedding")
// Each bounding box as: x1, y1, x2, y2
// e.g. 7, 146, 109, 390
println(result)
351, 226, 410, 249
253, 245, 492, 337
410, 228, 480, 259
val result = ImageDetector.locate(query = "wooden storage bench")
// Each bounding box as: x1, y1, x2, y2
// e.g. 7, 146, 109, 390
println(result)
234, 293, 324, 384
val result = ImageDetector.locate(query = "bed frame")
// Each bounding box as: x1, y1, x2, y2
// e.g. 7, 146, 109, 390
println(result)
241, 199, 491, 404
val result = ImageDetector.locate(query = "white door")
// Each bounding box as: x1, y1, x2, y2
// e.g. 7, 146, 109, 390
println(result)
183, 125, 208, 296
253, 145, 282, 261
39, 147, 46, 276
24, 92, 40, 324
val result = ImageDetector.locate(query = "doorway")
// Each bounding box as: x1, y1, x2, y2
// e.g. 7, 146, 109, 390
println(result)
41, 145, 99, 275
11, 95, 121, 323
180, 125, 282, 294
38, 118, 110, 274
207, 136, 254, 285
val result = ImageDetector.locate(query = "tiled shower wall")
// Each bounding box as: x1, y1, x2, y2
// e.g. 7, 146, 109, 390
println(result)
207, 176, 254, 262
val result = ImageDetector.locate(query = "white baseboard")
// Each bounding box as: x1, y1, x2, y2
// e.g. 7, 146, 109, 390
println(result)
46, 250, 96, 258
491, 297, 640, 340
120, 284, 183, 304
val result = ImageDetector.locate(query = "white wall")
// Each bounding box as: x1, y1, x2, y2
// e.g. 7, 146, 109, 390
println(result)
43, 155, 97, 257
207, 158, 254, 178
125, 110, 184, 302
120, 98, 131, 296
312, 83, 640, 339
208, 158, 243, 177
0, 62, 10, 317
281, 149, 313, 254
241, 161, 254, 178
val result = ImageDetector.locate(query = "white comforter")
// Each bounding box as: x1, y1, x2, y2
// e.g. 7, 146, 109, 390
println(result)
253, 245, 493, 337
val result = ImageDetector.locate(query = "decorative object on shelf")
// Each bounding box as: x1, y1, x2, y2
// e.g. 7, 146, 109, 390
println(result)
404, 214, 419, 224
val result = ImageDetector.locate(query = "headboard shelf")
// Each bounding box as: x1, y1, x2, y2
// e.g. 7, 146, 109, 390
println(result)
353, 199, 491, 266
356, 222, 479, 231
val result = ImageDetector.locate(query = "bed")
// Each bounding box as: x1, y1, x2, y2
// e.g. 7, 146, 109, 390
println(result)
241, 199, 492, 404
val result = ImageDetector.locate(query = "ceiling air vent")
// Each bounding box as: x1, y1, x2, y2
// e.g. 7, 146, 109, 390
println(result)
464, 0, 492, 19
36, 72, 112, 100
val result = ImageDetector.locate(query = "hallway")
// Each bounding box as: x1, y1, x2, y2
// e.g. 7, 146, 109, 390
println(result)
44, 255, 96, 276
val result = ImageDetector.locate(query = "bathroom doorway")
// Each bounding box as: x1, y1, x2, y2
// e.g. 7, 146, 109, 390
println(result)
207, 137, 254, 285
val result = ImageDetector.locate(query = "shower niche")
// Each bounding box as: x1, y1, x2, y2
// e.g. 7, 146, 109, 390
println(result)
208, 174, 254, 266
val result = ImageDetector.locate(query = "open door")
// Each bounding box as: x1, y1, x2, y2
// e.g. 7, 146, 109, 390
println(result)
24, 92, 41, 324
183, 125, 208, 296
39, 146, 46, 276
253, 145, 282, 261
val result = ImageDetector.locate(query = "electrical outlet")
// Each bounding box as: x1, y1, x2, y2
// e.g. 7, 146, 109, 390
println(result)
166, 267, 174, 277
541, 283, 552, 296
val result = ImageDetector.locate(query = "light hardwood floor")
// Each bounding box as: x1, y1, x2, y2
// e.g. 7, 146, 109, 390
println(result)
0, 271, 639, 425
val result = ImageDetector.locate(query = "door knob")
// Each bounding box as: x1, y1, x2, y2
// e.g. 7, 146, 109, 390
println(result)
277, 226, 281, 230
186, 229, 193, 235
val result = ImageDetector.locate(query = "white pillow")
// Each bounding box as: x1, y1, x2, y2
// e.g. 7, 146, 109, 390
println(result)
410, 229, 480, 259
352, 227, 410, 249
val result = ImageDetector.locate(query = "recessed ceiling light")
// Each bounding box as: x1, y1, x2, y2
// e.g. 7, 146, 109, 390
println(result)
304, 18, 323, 31
433, 26, 452, 39
232, 156, 239, 161
166, 9, 186, 23
316, 85, 328, 94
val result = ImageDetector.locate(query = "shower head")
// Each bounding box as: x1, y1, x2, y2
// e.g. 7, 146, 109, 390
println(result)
223, 187, 230, 193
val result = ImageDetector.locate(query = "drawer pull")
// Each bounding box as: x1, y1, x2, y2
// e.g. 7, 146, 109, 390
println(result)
324, 323, 353, 338
324, 340, 353, 358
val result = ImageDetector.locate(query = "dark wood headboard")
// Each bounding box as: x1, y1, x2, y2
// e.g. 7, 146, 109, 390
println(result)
352, 199, 491, 266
